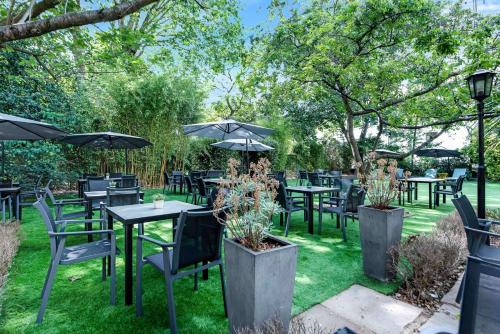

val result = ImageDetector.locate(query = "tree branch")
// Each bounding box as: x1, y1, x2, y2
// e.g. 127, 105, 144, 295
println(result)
0, 0, 159, 43
1, 0, 62, 25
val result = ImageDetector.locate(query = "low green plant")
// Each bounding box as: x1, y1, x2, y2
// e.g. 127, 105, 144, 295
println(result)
213, 158, 281, 251
152, 193, 166, 201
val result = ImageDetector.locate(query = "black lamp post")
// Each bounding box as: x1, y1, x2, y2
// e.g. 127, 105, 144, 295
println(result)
466, 69, 496, 219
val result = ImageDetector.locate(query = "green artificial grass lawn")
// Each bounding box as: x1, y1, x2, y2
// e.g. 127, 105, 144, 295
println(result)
0, 181, 499, 333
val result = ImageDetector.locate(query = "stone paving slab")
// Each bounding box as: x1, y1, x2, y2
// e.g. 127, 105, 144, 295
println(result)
296, 304, 375, 334
418, 304, 459, 334
319, 285, 422, 334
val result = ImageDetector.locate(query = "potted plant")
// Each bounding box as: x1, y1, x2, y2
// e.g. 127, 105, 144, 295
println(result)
358, 155, 405, 281
152, 193, 165, 209
213, 158, 298, 334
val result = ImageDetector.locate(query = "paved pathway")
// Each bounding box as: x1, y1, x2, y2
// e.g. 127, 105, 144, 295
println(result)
296, 285, 423, 334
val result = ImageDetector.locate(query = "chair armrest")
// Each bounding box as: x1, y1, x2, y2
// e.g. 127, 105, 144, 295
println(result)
464, 226, 500, 239
138, 235, 175, 248
55, 218, 104, 225
49, 230, 114, 237
479, 218, 500, 226
55, 199, 87, 206
287, 196, 306, 200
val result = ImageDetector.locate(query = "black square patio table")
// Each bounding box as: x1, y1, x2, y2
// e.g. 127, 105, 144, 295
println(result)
0, 187, 20, 219
406, 177, 445, 209
77, 177, 122, 198
106, 200, 203, 305
286, 186, 340, 234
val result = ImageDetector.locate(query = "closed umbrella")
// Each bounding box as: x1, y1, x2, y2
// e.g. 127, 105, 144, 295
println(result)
0, 112, 67, 176
183, 119, 274, 170
374, 149, 400, 158
60, 132, 152, 173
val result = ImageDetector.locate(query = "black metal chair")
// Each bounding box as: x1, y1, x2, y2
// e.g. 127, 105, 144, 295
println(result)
87, 179, 111, 211
319, 184, 366, 241
298, 170, 308, 186
452, 195, 500, 303
184, 176, 198, 204
458, 254, 500, 334
135, 209, 227, 334
19, 175, 42, 206
171, 171, 184, 194
1, 194, 12, 223
33, 198, 116, 324
196, 178, 210, 204
434, 175, 465, 208
449, 168, 467, 180
276, 182, 308, 236
163, 171, 172, 194
121, 175, 137, 188
43, 180, 88, 221
307, 172, 323, 186
109, 172, 122, 178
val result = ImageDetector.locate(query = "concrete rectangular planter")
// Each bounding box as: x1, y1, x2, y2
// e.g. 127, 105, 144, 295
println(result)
224, 235, 298, 334
358, 205, 404, 282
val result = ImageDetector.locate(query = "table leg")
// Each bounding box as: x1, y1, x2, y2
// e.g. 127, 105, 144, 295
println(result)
15, 193, 20, 220
107, 215, 113, 276
85, 199, 93, 242
428, 183, 432, 209
172, 218, 177, 241
202, 260, 208, 280
124, 224, 133, 305
308, 193, 314, 234
414, 183, 418, 200
318, 193, 323, 234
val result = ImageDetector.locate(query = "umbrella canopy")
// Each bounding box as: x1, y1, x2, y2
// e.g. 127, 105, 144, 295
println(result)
60, 132, 152, 173
0, 112, 67, 176
374, 149, 400, 158
0, 112, 66, 140
182, 119, 274, 140
60, 132, 151, 149
211, 139, 274, 152
416, 148, 462, 158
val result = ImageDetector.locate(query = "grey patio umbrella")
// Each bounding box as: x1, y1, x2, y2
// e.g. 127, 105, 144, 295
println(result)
415, 148, 462, 158
0, 112, 67, 176
211, 139, 274, 152
183, 119, 274, 170
374, 149, 400, 158
60, 132, 152, 173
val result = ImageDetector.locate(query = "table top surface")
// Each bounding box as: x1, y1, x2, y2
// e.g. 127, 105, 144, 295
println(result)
286, 186, 340, 193
106, 200, 203, 224
406, 177, 444, 183
203, 178, 239, 183
84, 190, 144, 199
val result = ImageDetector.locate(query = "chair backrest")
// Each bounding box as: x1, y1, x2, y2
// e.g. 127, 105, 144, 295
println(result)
171, 209, 226, 273
121, 175, 137, 188
452, 168, 467, 178
106, 187, 140, 207
208, 187, 228, 208
298, 171, 308, 180
424, 169, 437, 178
344, 184, 366, 213
307, 172, 321, 186
276, 182, 288, 210
455, 175, 466, 192
163, 171, 170, 185
196, 178, 207, 196
452, 195, 481, 249
396, 168, 404, 179
274, 171, 285, 179
458, 255, 500, 334
83, 173, 97, 178
172, 171, 183, 184
109, 172, 122, 178
329, 170, 341, 176
184, 176, 193, 193
42, 180, 58, 205
172, 170, 183, 176
88, 179, 111, 192
315, 169, 325, 174
33, 198, 58, 258
0, 179, 12, 188
190, 171, 203, 180
206, 170, 224, 178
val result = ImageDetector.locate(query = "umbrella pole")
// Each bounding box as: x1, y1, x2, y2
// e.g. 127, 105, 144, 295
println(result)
125, 149, 128, 174
1, 141, 4, 178
246, 138, 249, 172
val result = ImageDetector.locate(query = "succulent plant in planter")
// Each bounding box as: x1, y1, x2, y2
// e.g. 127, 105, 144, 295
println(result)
152, 193, 166, 209
358, 154, 406, 281
213, 158, 298, 334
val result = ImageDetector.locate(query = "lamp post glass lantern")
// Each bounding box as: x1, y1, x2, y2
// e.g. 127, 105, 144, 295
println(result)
466, 69, 496, 219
